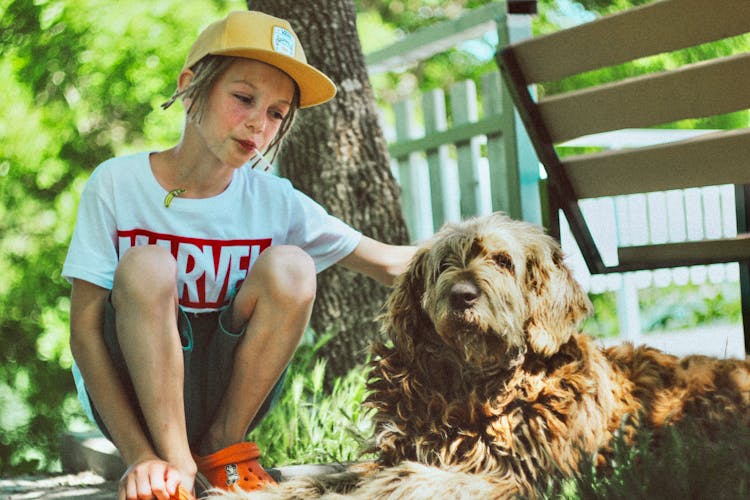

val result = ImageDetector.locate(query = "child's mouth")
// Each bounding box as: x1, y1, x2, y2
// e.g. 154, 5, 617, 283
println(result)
237, 139, 256, 153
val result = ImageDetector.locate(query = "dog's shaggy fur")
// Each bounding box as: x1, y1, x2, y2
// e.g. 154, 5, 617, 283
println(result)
212, 213, 750, 499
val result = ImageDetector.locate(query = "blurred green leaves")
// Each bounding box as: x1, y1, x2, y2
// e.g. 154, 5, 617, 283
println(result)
0, 0, 244, 474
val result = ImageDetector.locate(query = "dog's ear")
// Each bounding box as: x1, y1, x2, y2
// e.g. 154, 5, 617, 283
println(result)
381, 245, 433, 356
523, 240, 592, 357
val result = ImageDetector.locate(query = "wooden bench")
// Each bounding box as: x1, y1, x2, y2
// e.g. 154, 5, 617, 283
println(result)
497, 0, 750, 353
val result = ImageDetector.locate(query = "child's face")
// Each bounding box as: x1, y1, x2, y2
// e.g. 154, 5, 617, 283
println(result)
195, 58, 296, 168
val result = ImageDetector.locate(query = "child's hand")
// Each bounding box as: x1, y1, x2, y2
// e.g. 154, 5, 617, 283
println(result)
119, 456, 194, 500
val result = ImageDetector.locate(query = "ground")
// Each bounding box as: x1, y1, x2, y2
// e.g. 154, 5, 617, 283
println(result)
0, 472, 117, 499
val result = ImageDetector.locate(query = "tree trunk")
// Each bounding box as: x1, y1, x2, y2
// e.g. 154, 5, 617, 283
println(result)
247, 0, 410, 378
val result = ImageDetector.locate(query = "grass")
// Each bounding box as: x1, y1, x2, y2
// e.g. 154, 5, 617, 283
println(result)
557, 423, 750, 500
252, 334, 750, 499
248, 331, 375, 467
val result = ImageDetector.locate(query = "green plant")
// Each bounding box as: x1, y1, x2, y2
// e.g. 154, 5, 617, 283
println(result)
582, 291, 620, 339
640, 282, 741, 332
580, 281, 742, 341
248, 331, 375, 467
558, 422, 750, 500
0, 0, 244, 474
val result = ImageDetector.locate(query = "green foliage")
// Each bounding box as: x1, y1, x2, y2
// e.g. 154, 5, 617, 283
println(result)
0, 0, 244, 474
558, 422, 750, 499
573, 0, 652, 14
357, 0, 491, 34
249, 333, 374, 467
640, 282, 742, 332
581, 291, 619, 338
356, 0, 499, 102
582, 281, 742, 339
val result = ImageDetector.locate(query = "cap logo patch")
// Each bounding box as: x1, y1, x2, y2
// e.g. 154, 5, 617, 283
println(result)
272, 26, 295, 56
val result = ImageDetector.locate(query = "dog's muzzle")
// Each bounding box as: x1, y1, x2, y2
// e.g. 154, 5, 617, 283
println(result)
449, 280, 481, 310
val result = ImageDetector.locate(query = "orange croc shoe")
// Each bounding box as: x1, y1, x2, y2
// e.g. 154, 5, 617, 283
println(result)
194, 442, 276, 492
171, 485, 195, 500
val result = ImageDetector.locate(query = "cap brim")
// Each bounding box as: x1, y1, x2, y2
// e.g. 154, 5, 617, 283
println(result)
213, 48, 336, 108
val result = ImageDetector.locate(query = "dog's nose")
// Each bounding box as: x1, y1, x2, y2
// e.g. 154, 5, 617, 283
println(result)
449, 281, 480, 309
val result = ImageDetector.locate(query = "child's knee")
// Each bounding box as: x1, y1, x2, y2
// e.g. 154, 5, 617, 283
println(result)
113, 245, 178, 301
253, 245, 316, 304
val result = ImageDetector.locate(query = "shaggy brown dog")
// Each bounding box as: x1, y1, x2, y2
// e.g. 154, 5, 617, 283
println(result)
212, 213, 750, 499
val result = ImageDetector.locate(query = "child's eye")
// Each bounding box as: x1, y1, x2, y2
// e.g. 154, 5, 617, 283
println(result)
234, 94, 254, 105
271, 110, 286, 121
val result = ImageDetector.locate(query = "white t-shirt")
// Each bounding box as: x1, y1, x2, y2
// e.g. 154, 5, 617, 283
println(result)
63, 152, 362, 312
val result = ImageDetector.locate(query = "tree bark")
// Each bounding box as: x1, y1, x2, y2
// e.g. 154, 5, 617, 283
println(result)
247, 0, 410, 378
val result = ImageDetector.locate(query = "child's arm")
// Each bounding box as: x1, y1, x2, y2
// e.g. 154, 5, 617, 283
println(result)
338, 236, 417, 286
69, 279, 185, 498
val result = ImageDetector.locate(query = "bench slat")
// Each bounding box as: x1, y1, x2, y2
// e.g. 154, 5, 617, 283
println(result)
510, 0, 750, 83
539, 52, 750, 142
616, 236, 750, 271
563, 128, 750, 198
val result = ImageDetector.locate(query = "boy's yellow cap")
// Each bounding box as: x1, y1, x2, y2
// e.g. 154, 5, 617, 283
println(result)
183, 11, 336, 108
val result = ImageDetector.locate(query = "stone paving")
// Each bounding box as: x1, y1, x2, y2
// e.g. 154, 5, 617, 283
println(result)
0, 472, 117, 499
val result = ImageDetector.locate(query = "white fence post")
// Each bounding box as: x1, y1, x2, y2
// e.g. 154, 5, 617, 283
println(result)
393, 99, 433, 241
423, 89, 460, 228
450, 80, 485, 218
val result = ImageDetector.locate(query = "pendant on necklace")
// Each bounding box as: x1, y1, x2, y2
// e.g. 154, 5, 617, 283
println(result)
164, 188, 187, 208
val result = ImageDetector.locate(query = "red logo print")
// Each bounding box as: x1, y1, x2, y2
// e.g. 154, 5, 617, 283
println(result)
118, 229, 272, 309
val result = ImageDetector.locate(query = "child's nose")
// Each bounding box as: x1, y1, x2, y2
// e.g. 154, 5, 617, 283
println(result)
244, 109, 265, 132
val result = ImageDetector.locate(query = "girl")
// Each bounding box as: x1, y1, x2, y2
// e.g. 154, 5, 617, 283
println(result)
63, 11, 415, 500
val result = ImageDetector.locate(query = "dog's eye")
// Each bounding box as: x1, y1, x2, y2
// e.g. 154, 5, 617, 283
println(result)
492, 253, 513, 271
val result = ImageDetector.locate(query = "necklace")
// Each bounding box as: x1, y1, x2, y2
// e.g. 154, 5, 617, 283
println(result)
164, 188, 187, 208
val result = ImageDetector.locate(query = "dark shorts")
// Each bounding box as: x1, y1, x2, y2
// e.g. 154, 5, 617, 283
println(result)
88, 295, 286, 449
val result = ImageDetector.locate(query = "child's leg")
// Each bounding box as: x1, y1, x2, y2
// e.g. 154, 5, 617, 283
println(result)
199, 245, 316, 454
111, 245, 196, 481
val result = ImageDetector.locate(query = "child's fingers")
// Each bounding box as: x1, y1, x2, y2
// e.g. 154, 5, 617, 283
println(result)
120, 458, 173, 500
122, 473, 139, 500
164, 467, 183, 496
117, 478, 127, 500
147, 463, 170, 500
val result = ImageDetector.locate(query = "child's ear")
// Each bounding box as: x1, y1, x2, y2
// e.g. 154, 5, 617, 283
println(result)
177, 69, 194, 92
177, 69, 195, 109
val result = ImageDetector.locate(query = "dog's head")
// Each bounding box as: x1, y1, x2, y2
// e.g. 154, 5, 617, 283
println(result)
383, 213, 592, 370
